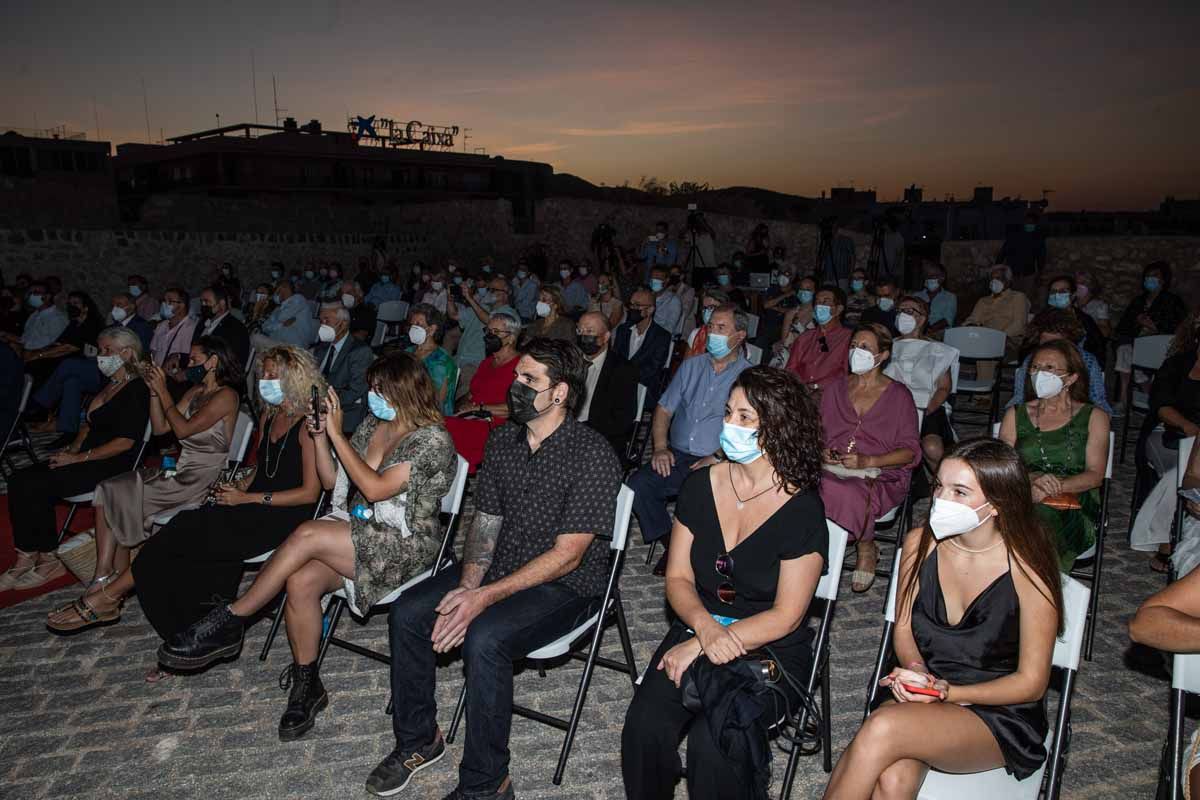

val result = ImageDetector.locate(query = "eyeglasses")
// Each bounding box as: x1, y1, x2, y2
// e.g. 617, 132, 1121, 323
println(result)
715, 552, 736, 604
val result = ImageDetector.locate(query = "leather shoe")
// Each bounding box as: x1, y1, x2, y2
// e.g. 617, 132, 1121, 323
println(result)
156, 603, 244, 670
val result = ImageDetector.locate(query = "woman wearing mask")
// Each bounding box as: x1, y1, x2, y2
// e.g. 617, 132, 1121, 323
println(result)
819, 323, 920, 592
525, 285, 574, 343
131, 345, 323, 681
1113, 261, 1188, 414
770, 276, 818, 366
999, 339, 1109, 569
844, 268, 874, 327
45, 338, 241, 632
883, 296, 958, 476
160, 352, 456, 739
1043, 275, 1105, 367
0, 327, 151, 592
24, 289, 105, 391
622, 366, 827, 799
1072, 270, 1111, 339
712, 265, 747, 308
824, 438, 1061, 800
591, 271, 624, 330
246, 283, 276, 332
448, 311, 522, 471
406, 303, 458, 415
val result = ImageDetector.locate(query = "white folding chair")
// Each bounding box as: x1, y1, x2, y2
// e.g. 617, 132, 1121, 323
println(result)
745, 343, 763, 366
446, 484, 639, 786
623, 384, 649, 468
1, 375, 38, 475
778, 520, 850, 797
243, 346, 257, 378
1162, 650, 1200, 800
310, 455, 470, 668
151, 410, 256, 529
1068, 431, 1114, 661
1119, 334, 1174, 464
57, 420, 153, 542
370, 320, 387, 348
944, 327, 1008, 430
745, 312, 760, 340
377, 300, 410, 342
915, 576, 1090, 800
1168, 437, 1197, 584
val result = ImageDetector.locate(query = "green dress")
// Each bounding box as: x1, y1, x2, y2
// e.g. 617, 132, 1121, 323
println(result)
409, 345, 459, 415
1015, 403, 1100, 570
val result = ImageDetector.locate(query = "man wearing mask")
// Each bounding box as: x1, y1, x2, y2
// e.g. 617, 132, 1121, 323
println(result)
127, 275, 159, 322
368, 337, 620, 800
861, 276, 900, 333
612, 289, 671, 406
258, 280, 317, 349
914, 261, 957, 336
311, 303, 371, 434
2, 281, 67, 357
449, 276, 517, 400
110, 292, 153, 352
512, 261, 540, 322
575, 311, 639, 457
339, 279, 377, 342
626, 305, 752, 574
964, 263, 1030, 369
649, 266, 682, 336
640, 221, 678, 281
193, 286, 250, 369
295, 265, 321, 300
785, 286, 853, 394
559, 262, 590, 317
365, 266, 404, 307
997, 212, 1046, 300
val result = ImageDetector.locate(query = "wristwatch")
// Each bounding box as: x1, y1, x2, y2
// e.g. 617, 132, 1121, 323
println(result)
262, 493, 273, 505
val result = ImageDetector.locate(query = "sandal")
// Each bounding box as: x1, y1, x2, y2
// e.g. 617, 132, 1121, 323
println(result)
46, 583, 122, 634
852, 543, 879, 593
1150, 552, 1171, 574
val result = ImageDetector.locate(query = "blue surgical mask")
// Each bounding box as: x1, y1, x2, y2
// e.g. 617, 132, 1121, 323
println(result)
814, 304, 833, 325
650, 278, 664, 293
851, 279, 865, 292
367, 390, 397, 421
258, 378, 284, 406
1024, 223, 1036, 233
1048, 292, 1071, 309
924, 279, 940, 292
27, 294, 44, 308
380, 274, 391, 283
720, 422, 762, 464
272, 293, 282, 304
160, 301, 175, 319
877, 297, 894, 312
701, 307, 714, 324
797, 289, 814, 305
717, 274, 731, 287
706, 332, 732, 358
1144, 277, 1161, 292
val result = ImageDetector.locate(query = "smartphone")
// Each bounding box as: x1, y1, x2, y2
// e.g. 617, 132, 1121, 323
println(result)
310, 385, 322, 421
901, 682, 942, 698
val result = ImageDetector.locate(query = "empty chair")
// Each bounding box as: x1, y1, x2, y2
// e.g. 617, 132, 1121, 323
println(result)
1118, 333, 1175, 464
745, 343, 763, 366
943, 326, 1008, 430
0, 375, 38, 475
745, 312, 760, 340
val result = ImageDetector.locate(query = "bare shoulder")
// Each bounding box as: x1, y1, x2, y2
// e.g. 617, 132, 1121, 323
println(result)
1009, 552, 1057, 614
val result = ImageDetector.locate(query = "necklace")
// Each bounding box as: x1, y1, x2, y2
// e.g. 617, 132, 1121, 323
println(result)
1032, 400, 1077, 475
262, 414, 293, 479
947, 536, 1004, 555
728, 462, 777, 510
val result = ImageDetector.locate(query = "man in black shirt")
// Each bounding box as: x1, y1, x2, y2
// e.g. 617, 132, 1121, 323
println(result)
367, 337, 622, 800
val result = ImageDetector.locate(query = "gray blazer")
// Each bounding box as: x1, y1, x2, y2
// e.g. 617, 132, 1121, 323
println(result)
311, 335, 373, 433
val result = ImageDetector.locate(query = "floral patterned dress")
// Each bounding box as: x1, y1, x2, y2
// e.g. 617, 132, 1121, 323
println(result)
336, 415, 457, 611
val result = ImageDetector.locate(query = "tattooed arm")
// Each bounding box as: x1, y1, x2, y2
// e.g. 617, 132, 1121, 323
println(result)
459, 511, 503, 590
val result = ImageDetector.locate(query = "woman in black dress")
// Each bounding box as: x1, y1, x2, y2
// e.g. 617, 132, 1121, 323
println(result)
133, 344, 323, 678
823, 438, 1063, 799
0, 326, 150, 592
622, 366, 828, 800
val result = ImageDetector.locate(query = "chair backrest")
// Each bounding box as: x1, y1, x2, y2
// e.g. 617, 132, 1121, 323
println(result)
745, 343, 763, 366
947, 350, 961, 394
991, 421, 1000, 438
132, 419, 153, 465
227, 410, 255, 467
1132, 334, 1173, 371
1054, 575, 1090, 671
817, 520, 851, 601
1104, 430, 1114, 481
377, 300, 409, 323
1179, 437, 1196, 489
610, 484, 635, 551
634, 384, 647, 424
18, 375, 33, 414
663, 339, 675, 369
883, 546, 903, 623
745, 312, 760, 339
441, 454, 469, 517
943, 327, 1007, 360
1173, 653, 1200, 693
244, 346, 257, 376
370, 320, 387, 347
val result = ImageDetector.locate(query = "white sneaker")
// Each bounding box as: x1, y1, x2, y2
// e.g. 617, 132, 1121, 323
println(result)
0, 550, 37, 591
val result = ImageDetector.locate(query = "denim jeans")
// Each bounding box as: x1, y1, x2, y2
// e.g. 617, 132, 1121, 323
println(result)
626, 447, 704, 543
32, 356, 103, 434
387, 564, 596, 794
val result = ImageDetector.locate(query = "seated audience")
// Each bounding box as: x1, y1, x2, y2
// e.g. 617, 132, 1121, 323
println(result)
512, 261, 541, 323
110, 292, 154, 353
685, 289, 729, 358
24, 290, 103, 389
363, 338, 621, 799
963, 264, 1030, 379
419, 271, 450, 313
712, 264, 747, 308
649, 266, 683, 336
1007, 308, 1112, 415
759, 269, 800, 347
526, 285, 575, 343
914, 262, 957, 336
245, 284, 275, 332
614, 289, 672, 406
627, 305, 751, 574
861, 276, 899, 332
214, 262, 243, 310
2, 280, 68, 357
128, 274, 159, 322
769, 277, 817, 368
0, 327, 151, 592
194, 285, 251, 369
45, 337, 240, 632
364, 266, 404, 307
844, 268, 874, 326
591, 271, 624, 330
1044, 274, 1106, 366
1073, 269, 1112, 339
313, 303, 373, 435
575, 311, 639, 457
1113, 261, 1188, 413
559, 261, 591, 316
785, 286, 853, 394
406, 303, 459, 415
668, 265, 696, 340
317, 264, 343, 302
826, 438, 1061, 799
446, 311, 522, 471
622, 365, 827, 800
999, 339, 1110, 569
258, 279, 317, 349
820, 323, 920, 591
1144, 315, 1200, 478
448, 276, 516, 400
159, 353, 457, 741
132, 345, 323, 681
884, 296, 959, 475
150, 288, 198, 374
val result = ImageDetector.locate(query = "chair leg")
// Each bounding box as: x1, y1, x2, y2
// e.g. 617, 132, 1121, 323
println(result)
56, 503, 78, 544
259, 591, 287, 661
1168, 687, 1186, 800
821, 665, 832, 773
446, 680, 468, 744
21, 423, 37, 464
1119, 379, 1133, 464
315, 596, 346, 669
864, 620, 894, 721
614, 597, 639, 683
551, 608, 609, 785
644, 540, 658, 567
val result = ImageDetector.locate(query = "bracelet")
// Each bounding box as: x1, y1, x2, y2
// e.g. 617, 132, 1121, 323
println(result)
83, 450, 91, 462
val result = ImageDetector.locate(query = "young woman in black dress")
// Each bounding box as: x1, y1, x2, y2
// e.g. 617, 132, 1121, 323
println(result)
622, 365, 828, 800
823, 438, 1063, 800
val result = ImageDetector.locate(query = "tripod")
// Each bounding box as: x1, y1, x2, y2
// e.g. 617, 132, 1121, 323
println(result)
866, 221, 885, 284
685, 224, 711, 291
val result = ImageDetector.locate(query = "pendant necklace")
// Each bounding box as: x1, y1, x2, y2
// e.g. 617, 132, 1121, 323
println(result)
728, 462, 776, 510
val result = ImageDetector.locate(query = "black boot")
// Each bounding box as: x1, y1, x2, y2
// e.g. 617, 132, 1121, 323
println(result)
156, 604, 245, 671
278, 662, 329, 741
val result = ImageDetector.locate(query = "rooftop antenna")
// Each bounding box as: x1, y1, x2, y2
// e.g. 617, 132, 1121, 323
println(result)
462, 128, 473, 153
272, 75, 286, 126
251, 51, 260, 124
141, 76, 152, 144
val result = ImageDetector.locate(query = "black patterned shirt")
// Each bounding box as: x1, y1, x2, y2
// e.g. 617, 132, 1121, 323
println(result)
476, 416, 622, 598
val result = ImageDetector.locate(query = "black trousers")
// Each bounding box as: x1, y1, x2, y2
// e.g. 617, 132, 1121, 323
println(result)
8, 458, 131, 553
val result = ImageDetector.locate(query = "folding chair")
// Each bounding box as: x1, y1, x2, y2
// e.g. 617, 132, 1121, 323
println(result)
57, 420, 153, 543
243, 347, 257, 378
1118, 334, 1172, 464
1068, 431, 1114, 661
778, 519, 850, 798
745, 312, 760, 340
863, 545, 905, 720
637, 341, 678, 471
623, 384, 649, 470
446, 484, 639, 785
312, 454, 470, 669
943, 327, 1008, 431
370, 320, 387, 348
1168, 437, 1197, 584
150, 410, 257, 530
1160, 650, 1200, 800
745, 343, 763, 366
914, 576, 1089, 800
0, 375, 38, 475
376, 300, 409, 342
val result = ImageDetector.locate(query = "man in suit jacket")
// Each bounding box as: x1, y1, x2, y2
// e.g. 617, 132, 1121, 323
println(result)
312, 303, 373, 434
194, 286, 251, 370
612, 288, 672, 406
111, 292, 154, 353
576, 311, 640, 458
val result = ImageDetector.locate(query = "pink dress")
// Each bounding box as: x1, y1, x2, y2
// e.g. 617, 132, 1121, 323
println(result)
819, 376, 921, 541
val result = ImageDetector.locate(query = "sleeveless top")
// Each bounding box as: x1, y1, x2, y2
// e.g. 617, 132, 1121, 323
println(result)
247, 416, 305, 494
910, 547, 1048, 780
173, 390, 232, 475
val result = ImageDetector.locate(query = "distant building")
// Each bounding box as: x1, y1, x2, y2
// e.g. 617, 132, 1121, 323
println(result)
0, 129, 116, 228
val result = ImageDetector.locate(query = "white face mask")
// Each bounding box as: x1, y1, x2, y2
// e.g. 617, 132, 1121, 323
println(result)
928, 497, 993, 540
560, 269, 572, 281
97, 354, 124, 377
341, 293, 356, 309
895, 312, 917, 335
579, 267, 589, 276
1032, 370, 1065, 399
990, 278, 1005, 295
408, 324, 427, 346
849, 347, 877, 375
110, 306, 128, 322
536, 301, 552, 318
430, 281, 443, 292
777, 275, 790, 288
317, 324, 337, 343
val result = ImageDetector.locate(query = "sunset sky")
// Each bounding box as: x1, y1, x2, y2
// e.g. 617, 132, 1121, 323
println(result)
3, 1, 1197, 210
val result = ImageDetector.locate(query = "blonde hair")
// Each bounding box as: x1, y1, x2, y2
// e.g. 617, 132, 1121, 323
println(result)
258, 344, 326, 414
98, 325, 148, 378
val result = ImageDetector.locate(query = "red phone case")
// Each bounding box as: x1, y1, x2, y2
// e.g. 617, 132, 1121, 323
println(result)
901, 682, 942, 697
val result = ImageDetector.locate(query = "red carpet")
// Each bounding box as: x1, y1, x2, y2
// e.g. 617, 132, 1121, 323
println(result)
0, 495, 92, 609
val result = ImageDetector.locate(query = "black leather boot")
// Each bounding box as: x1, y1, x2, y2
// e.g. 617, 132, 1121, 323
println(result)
156, 604, 245, 671
278, 662, 329, 741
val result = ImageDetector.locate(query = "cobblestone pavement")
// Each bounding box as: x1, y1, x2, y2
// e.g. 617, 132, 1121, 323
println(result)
0, 413, 1176, 799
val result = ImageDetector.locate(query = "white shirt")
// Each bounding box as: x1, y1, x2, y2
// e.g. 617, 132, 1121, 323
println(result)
202, 310, 231, 337
628, 323, 649, 358
577, 348, 608, 423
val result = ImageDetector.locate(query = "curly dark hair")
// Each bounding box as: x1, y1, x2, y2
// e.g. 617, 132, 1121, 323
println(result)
523, 336, 588, 417
731, 366, 823, 494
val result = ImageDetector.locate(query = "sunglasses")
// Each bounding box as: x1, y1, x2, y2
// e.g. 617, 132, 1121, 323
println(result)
716, 552, 736, 604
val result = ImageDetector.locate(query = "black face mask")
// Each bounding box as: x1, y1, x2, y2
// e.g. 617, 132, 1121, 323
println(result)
668, 274, 682, 286
67, 304, 83, 320
626, 308, 643, 325
484, 333, 503, 355
507, 381, 553, 426
200, 305, 215, 320
576, 334, 602, 356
